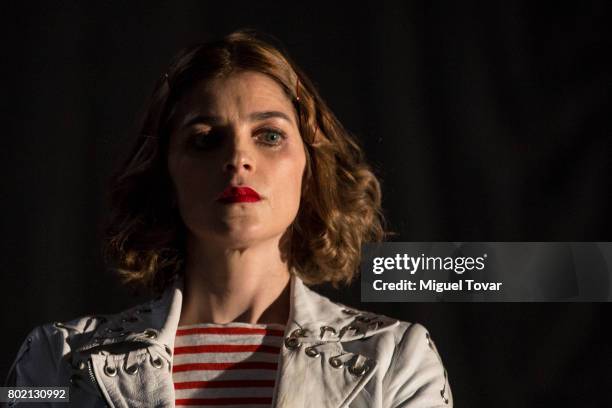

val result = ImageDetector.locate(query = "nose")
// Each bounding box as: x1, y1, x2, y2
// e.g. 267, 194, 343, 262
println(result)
223, 130, 255, 175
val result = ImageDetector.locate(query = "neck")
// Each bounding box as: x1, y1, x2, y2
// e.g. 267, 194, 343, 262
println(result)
178, 233, 291, 326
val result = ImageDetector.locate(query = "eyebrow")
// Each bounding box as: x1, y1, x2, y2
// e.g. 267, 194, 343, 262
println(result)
181, 111, 294, 129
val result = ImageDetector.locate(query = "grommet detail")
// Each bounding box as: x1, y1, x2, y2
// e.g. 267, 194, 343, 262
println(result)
329, 356, 343, 368
290, 328, 308, 337
143, 329, 157, 339
165, 345, 173, 356
104, 365, 117, 377
150, 357, 163, 369
125, 364, 139, 375
339, 324, 359, 338
305, 346, 320, 357
285, 327, 309, 350
78, 361, 87, 370
348, 363, 370, 377
284, 337, 301, 350
319, 326, 336, 339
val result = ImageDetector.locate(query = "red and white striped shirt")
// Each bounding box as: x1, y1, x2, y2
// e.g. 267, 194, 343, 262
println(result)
172, 322, 286, 407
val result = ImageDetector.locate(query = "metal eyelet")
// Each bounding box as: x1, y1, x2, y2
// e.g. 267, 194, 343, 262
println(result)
329, 356, 343, 368
165, 345, 173, 356
77, 361, 87, 370
143, 329, 157, 339
150, 357, 163, 369
339, 325, 359, 338
125, 364, 139, 375
305, 346, 320, 357
348, 363, 370, 377
290, 328, 308, 337
319, 326, 337, 338
104, 365, 117, 377
284, 337, 301, 350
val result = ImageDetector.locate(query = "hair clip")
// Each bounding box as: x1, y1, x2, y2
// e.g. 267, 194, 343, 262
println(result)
295, 76, 301, 102
160, 72, 170, 88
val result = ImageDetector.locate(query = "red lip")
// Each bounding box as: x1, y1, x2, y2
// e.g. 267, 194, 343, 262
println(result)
216, 186, 261, 203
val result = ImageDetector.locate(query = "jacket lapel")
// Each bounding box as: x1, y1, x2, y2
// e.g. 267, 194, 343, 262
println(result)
80, 277, 183, 408
271, 274, 399, 408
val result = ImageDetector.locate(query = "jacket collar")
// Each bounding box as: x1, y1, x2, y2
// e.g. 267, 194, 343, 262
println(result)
91, 271, 400, 350
82, 272, 399, 407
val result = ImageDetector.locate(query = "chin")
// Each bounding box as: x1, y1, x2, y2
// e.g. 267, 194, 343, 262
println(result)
198, 223, 285, 249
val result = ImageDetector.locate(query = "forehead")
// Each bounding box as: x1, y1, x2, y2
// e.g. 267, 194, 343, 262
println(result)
178, 71, 292, 113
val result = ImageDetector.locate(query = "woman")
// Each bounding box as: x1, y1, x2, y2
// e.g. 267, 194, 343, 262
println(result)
6, 29, 452, 407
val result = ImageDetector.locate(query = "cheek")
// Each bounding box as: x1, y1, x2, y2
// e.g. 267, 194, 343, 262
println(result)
273, 153, 306, 210
169, 161, 217, 235
168, 156, 215, 205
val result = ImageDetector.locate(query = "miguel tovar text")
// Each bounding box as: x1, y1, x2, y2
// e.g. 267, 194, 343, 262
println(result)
373, 279, 503, 292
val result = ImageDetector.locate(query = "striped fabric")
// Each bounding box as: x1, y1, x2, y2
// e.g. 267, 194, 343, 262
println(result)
172, 322, 286, 407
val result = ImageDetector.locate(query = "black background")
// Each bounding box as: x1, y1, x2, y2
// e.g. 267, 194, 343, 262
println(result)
2, 1, 610, 406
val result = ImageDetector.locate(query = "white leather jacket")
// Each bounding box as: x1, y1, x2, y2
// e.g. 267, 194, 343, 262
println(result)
6, 273, 453, 407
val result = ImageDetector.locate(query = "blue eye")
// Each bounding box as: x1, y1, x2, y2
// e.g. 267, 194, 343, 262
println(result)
258, 129, 285, 146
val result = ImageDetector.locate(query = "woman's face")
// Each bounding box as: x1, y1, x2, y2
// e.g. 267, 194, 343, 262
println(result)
167, 71, 306, 249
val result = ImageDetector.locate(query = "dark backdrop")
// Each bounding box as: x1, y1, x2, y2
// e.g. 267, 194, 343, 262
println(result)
2, 1, 610, 407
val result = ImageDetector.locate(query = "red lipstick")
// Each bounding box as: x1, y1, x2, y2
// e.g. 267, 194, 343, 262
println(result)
216, 186, 261, 203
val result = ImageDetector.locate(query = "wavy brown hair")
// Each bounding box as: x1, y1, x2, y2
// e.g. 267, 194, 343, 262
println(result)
104, 28, 387, 294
